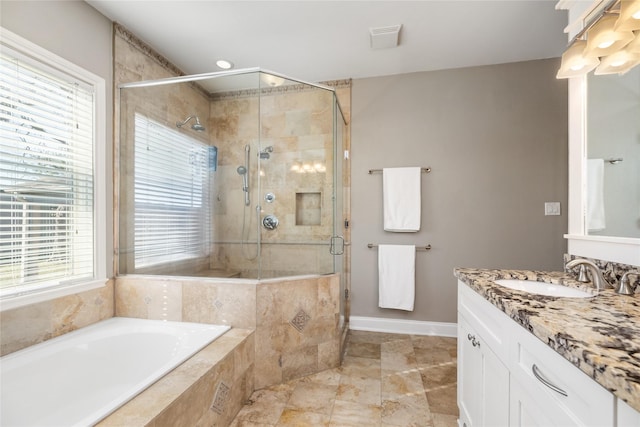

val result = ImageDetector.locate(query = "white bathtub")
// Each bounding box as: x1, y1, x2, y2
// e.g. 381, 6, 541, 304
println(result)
0, 317, 230, 427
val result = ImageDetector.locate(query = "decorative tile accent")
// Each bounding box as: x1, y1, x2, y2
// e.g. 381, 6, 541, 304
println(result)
290, 309, 311, 332
211, 381, 231, 414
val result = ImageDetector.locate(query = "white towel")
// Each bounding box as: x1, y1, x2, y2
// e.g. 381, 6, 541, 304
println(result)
587, 159, 606, 231
378, 244, 415, 311
383, 167, 421, 232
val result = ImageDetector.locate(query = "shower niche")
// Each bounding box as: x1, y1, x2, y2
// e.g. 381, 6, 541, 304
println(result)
118, 69, 347, 280
295, 192, 322, 226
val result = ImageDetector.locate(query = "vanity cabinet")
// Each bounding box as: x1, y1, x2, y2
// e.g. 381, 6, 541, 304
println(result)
457, 281, 616, 426
457, 283, 510, 427
509, 314, 614, 426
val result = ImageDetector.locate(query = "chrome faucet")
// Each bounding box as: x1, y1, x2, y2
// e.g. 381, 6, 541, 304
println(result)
565, 259, 612, 292
616, 271, 640, 296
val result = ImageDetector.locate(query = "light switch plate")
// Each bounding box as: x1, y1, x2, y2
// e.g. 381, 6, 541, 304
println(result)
544, 202, 561, 216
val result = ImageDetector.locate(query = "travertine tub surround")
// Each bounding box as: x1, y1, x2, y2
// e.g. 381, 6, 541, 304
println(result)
115, 274, 342, 390
98, 328, 254, 427
0, 279, 115, 356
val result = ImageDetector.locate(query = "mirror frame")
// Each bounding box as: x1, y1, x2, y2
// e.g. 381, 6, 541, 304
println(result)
565, 76, 640, 265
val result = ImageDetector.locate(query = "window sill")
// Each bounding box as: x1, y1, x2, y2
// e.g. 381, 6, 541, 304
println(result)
0, 278, 109, 313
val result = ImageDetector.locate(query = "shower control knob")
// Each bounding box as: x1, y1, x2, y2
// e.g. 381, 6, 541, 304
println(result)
263, 215, 279, 230
265, 192, 276, 203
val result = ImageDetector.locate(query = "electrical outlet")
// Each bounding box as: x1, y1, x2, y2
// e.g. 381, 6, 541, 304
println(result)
544, 202, 561, 216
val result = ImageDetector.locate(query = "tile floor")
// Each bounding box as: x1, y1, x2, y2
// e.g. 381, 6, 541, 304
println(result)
230, 330, 459, 427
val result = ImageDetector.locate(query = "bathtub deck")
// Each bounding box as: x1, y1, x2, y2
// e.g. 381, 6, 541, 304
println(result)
97, 328, 254, 427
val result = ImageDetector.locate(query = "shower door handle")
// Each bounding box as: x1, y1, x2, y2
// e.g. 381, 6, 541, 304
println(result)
330, 235, 344, 255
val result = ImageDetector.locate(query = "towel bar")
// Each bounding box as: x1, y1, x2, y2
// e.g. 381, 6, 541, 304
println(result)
367, 243, 431, 251
368, 167, 431, 174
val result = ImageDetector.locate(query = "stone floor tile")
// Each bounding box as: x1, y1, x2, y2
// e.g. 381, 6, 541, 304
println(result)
414, 347, 453, 366
339, 355, 381, 379
381, 348, 417, 371
425, 383, 459, 416
336, 375, 381, 405
381, 392, 433, 427
231, 330, 459, 427
420, 363, 457, 390
346, 341, 381, 359
329, 399, 382, 426
277, 408, 330, 426
432, 413, 459, 427
286, 381, 337, 415
381, 369, 425, 400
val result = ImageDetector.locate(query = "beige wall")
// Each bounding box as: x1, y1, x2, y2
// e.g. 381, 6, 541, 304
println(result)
350, 59, 568, 323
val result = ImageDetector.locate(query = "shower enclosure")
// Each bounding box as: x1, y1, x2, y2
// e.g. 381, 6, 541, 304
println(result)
117, 69, 347, 280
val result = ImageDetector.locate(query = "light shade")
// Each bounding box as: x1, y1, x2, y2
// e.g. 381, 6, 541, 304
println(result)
627, 30, 640, 52
585, 15, 634, 57
557, 40, 600, 78
594, 49, 640, 74
615, 0, 640, 31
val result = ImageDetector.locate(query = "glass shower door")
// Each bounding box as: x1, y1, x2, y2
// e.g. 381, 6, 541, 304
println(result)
257, 74, 337, 278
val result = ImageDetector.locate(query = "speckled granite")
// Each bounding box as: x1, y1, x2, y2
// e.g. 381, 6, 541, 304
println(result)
454, 268, 640, 413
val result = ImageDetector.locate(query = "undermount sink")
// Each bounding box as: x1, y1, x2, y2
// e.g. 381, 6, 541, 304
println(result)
493, 279, 594, 298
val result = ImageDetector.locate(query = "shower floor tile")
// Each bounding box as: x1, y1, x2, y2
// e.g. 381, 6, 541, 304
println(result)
230, 331, 458, 427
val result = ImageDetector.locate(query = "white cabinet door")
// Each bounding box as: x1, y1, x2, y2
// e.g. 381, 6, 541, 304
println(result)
458, 315, 509, 427
509, 321, 614, 427
616, 398, 640, 427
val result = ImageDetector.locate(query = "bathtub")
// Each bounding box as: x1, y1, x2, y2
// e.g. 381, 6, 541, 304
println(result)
0, 317, 230, 427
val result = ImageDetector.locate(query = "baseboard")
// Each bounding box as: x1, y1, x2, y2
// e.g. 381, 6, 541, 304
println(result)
349, 316, 457, 338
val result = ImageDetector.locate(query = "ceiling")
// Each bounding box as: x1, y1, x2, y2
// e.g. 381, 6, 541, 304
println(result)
87, 0, 569, 84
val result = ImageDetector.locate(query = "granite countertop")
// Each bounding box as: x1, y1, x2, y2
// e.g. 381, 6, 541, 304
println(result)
454, 268, 640, 413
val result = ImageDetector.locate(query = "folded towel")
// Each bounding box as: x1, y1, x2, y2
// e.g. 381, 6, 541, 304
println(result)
587, 159, 606, 231
383, 167, 421, 232
378, 244, 415, 311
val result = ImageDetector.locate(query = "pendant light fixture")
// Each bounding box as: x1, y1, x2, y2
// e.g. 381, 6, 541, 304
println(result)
557, 0, 640, 79
594, 48, 640, 74
557, 40, 600, 78
628, 30, 640, 52
615, 0, 640, 31
585, 15, 634, 57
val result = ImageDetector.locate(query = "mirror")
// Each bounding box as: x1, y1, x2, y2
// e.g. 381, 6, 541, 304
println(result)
586, 67, 640, 239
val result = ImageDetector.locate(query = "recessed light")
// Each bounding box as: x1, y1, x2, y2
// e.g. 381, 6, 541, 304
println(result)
216, 59, 234, 70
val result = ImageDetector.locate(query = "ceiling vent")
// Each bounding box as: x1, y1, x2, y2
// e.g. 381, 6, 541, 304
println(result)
369, 24, 402, 49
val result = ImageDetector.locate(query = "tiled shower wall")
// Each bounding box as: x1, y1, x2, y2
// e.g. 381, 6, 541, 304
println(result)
115, 274, 342, 389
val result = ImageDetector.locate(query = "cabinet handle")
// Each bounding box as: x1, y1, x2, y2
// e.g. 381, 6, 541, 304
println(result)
532, 364, 568, 397
467, 333, 480, 348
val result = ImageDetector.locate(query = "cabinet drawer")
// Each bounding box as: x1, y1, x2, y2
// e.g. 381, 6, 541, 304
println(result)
458, 281, 511, 364
510, 324, 614, 426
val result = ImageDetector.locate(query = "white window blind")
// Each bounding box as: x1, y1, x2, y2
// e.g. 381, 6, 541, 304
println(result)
0, 48, 95, 295
134, 113, 210, 268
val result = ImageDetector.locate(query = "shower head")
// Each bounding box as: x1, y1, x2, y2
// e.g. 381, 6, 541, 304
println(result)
176, 115, 205, 132
237, 166, 247, 175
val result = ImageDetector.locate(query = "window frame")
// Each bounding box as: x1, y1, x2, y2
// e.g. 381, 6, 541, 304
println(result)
0, 28, 107, 311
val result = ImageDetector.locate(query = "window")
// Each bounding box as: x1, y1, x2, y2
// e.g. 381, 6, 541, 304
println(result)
133, 113, 211, 268
0, 29, 106, 304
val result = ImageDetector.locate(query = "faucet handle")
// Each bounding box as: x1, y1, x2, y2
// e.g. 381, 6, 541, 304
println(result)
617, 271, 640, 296
576, 264, 590, 283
